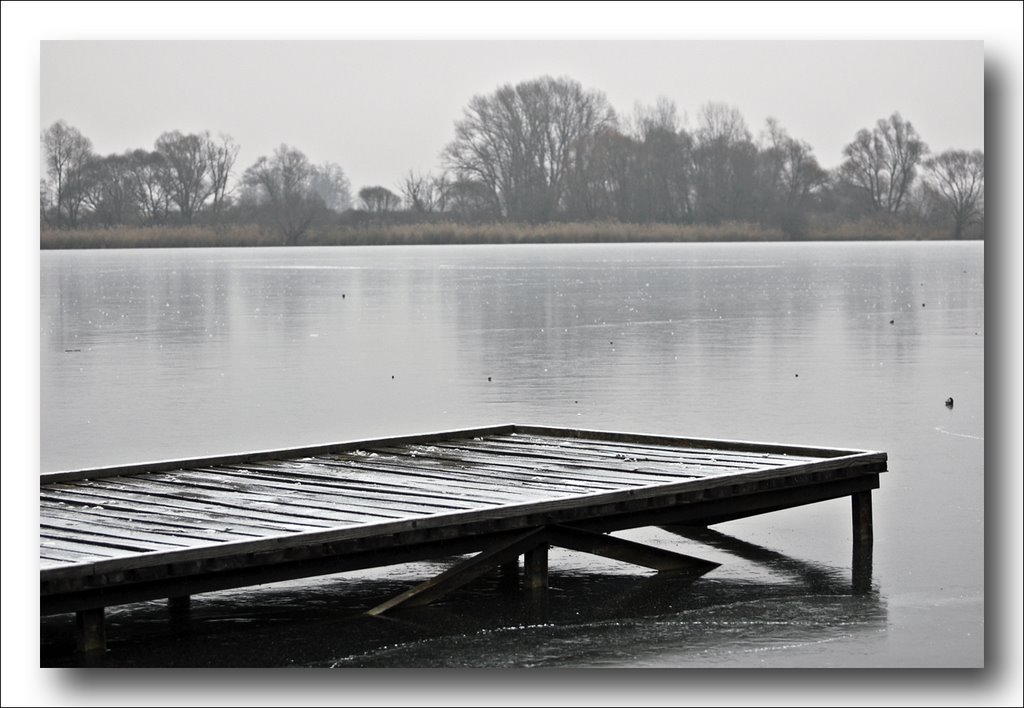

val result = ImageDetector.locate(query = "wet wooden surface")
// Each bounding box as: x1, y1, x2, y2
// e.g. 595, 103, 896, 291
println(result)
40, 424, 885, 611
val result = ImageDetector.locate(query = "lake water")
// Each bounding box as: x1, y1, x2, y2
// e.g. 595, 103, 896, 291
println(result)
38, 241, 984, 669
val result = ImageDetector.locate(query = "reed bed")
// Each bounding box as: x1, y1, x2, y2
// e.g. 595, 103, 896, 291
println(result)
40, 219, 974, 250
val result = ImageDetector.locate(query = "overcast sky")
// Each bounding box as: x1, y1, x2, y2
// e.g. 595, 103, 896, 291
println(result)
41, 40, 983, 193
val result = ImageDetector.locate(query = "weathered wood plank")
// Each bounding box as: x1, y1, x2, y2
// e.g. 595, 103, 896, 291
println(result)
512, 425, 871, 458
493, 433, 813, 467
40, 504, 259, 542
427, 439, 716, 480
41, 546, 114, 563
40, 424, 520, 483
422, 440, 701, 476
100, 476, 394, 524
41, 518, 197, 549
422, 440, 754, 481
474, 435, 765, 469
371, 444, 673, 488
41, 486, 326, 534
128, 470, 426, 520
41, 534, 148, 557
214, 460, 537, 505
62, 476, 370, 527
312, 453, 608, 495
41, 491, 305, 538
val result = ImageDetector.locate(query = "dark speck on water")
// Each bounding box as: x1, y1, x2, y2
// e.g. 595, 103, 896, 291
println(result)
945, 397, 954, 408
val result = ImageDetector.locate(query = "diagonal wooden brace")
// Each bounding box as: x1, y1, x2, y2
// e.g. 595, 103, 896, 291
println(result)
366, 528, 548, 616
548, 525, 720, 575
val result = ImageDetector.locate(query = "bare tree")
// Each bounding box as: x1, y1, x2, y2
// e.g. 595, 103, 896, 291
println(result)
692, 102, 757, 222
127, 150, 173, 225
243, 145, 325, 245
923, 149, 984, 239
155, 130, 213, 223
758, 118, 828, 236
445, 76, 616, 222
206, 133, 240, 215
82, 153, 139, 227
840, 112, 927, 215
400, 171, 448, 213
359, 185, 401, 213
309, 162, 353, 212
41, 120, 93, 227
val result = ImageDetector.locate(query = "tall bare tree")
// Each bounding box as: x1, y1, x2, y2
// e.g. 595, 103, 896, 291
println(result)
155, 130, 213, 223
758, 118, 828, 236
82, 153, 138, 227
923, 149, 984, 239
41, 120, 93, 227
692, 102, 757, 223
205, 133, 240, 215
840, 112, 927, 215
127, 150, 173, 225
243, 145, 325, 245
309, 162, 353, 212
445, 76, 616, 222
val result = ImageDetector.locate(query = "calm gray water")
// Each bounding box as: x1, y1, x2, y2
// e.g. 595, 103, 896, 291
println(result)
39, 242, 984, 668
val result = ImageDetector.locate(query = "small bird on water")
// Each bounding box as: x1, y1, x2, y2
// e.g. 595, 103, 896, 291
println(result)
945, 397, 954, 408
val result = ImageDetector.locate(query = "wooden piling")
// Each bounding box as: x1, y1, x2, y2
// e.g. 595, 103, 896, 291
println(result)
524, 544, 549, 590
75, 607, 105, 654
851, 490, 874, 594
852, 490, 873, 548
499, 560, 520, 589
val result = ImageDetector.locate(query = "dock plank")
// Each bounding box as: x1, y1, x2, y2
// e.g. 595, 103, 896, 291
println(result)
41, 486, 327, 534
41, 504, 256, 542
441, 437, 776, 474
490, 434, 805, 468
364, 444, 647, 483
216, 461, 533, 505
316, 454, 617, 494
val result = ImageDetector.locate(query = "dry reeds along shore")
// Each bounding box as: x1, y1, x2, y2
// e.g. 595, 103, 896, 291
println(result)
39, 217, 972, 250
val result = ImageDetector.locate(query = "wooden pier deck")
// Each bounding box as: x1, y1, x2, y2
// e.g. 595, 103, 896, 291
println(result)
40, 424, 886, 652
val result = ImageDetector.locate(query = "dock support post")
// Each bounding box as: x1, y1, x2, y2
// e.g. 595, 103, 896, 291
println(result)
524, 544, 548, 590
75, 608, 105, 655
499, 560, 520, 589
851, 491, 873, 594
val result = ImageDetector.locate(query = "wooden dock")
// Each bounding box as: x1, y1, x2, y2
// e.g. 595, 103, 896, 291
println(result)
40, 424, 886, 653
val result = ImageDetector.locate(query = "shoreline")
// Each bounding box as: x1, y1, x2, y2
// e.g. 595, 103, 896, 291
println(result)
39, 220, 980, 250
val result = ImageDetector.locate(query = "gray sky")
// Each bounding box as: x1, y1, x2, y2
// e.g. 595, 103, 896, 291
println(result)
41, 40, 983, 193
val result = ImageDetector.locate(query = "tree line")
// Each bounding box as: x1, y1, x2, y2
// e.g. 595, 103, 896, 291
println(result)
41, 75, 984, 244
